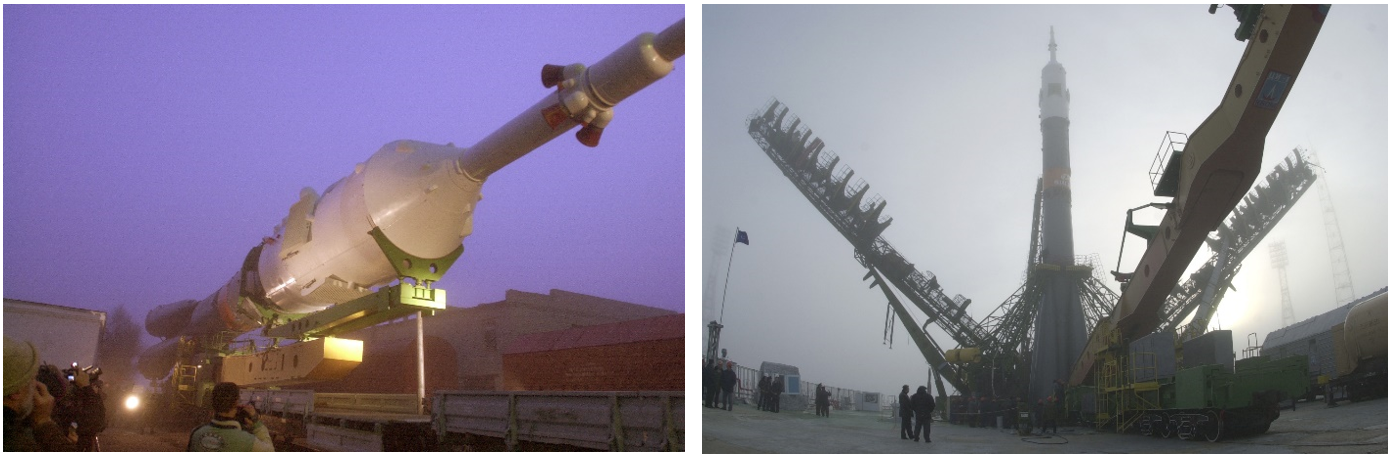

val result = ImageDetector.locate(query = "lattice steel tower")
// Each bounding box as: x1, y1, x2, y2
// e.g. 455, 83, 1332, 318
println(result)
1308, 149, 1356, 306
1269, 240, 1296, 327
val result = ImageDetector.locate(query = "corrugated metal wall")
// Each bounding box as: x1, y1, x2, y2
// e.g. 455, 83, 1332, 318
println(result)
1266, 329, 1337, 378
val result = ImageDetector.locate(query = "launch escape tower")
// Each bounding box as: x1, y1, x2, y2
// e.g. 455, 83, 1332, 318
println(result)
743, 28, 1323, 402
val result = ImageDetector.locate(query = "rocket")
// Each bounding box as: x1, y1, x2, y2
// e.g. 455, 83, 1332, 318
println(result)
1029, 27, 1089, 402
137, 19, 685, 381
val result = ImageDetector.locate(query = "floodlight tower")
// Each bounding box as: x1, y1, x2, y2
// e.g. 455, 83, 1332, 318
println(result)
1269, 240, 1296, 327
1309, 149, 1356, 306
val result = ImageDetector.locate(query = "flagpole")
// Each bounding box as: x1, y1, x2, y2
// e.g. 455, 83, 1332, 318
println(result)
719, 231, 739, 325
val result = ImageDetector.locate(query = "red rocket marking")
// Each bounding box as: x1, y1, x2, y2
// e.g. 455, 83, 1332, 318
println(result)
541, 103, 568, 130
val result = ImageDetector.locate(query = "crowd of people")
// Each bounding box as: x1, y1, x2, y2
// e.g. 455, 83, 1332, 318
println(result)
702, 358, 742, 411
703, 358, 800, 414
5, 335, 277, 452
4, 337, 107, 452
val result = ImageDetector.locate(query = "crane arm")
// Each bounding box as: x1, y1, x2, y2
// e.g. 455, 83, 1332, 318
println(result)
1069, 5, 1327, 386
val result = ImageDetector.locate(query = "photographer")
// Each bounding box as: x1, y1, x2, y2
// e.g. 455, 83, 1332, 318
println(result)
4, 337, 79, 452
37, 362, 107, 451
69, 366, 106, 451
186, 382, 274, 452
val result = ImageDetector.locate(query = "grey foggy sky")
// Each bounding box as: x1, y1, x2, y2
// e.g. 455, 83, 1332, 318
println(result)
702, 5, 1387, 398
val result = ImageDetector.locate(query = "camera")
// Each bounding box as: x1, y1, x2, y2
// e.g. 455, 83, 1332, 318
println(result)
234, 404, 260, 432
62, 362, 102, 383
235, 405, 253, 424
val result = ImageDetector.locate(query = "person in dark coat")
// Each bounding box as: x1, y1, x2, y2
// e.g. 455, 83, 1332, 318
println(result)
756, 376, 769, 411
702, 359, 712, 408
910, 386, 935, 442
771, 376, 783, 413
705, 360, 720, 408
720, 362, 739, 411
4, 338, 78, 452
898, 385, 913, 439
822, 385, 832, 417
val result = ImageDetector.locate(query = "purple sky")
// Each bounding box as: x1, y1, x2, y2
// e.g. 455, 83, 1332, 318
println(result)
3, 5, 686, 343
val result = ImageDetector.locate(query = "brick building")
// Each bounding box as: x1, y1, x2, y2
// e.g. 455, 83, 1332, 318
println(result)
296, 335, 458, 395
336, 289, 678, 392
501, 313, 683, 391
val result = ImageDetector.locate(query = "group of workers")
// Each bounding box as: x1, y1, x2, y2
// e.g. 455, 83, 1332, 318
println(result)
702, 358, 797, 414
897, 385, 937, 442
703, 359, 740, 411
755, 373, 785, 412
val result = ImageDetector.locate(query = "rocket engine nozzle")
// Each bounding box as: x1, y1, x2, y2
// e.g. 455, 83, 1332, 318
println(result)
541, 64, 567, 88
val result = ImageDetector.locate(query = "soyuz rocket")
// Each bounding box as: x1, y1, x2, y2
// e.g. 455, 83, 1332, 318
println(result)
1030, 28, 1088, 402
137, 19, 685, 380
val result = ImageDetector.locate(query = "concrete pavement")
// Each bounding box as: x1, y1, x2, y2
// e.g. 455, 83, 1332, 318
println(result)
702, 398, 1387, 453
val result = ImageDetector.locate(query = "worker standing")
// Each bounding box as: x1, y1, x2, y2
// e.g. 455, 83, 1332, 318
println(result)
771, 376, 783, 413
910, 386, 935, 443
704, 361, 718, 408
720, 362, 739, 411
898, 385, 913, 440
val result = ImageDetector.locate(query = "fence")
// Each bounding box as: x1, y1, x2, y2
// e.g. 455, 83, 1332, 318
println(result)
706, 360, 879, 412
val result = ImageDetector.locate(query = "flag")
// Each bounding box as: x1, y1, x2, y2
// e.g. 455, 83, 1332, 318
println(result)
735, 229, 749, 245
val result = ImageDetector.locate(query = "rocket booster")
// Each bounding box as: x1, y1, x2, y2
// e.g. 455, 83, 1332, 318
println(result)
139, 19, 685, 380
1038, 26, 1073, 265
1030, 26, 1087, 404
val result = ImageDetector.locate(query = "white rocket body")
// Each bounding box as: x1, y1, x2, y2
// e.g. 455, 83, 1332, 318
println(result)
259, 141, 481, 315
139, 19, 684, 381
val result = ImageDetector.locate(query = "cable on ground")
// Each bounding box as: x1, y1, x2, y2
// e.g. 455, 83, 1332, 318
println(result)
1021, 434, 1069, 445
